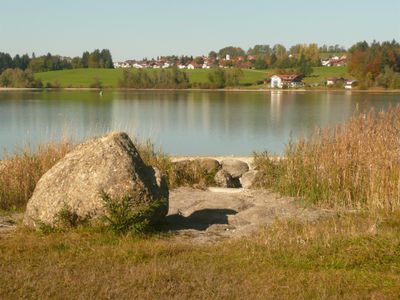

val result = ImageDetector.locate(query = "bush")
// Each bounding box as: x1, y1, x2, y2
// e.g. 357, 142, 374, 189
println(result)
0, 68, 42, 88
119, 68, 190, 89
100, 192, 163, 235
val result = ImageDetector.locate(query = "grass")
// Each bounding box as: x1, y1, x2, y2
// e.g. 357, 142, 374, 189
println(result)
0, 140, 73, 211
254, 106, 400, 212
34, 67, 351, 89
1, 212, 399, 298
303, 66, 351, 85
34, 68, 269, 88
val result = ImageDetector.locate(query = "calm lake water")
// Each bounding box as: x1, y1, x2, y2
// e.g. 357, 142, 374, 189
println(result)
1, 90, 400, 158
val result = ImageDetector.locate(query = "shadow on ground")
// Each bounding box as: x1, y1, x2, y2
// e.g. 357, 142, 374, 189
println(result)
165, 209, 238, 231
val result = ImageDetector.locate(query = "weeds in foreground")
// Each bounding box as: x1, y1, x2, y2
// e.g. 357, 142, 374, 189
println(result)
255, 106, 400, 212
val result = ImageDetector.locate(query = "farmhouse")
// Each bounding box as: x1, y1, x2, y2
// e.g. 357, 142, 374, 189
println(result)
326, 77, 347, 86
270, 74, 304, 89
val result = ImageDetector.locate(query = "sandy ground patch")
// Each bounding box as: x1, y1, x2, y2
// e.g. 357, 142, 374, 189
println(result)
1, 188, 333, 243
165, 187, 333, 243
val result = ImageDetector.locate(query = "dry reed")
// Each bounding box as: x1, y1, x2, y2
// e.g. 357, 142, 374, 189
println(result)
255, 106, 400, 211
0, 140, 73, 211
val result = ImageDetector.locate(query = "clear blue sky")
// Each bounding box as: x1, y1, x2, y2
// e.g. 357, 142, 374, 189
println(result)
1, 0, 399, 61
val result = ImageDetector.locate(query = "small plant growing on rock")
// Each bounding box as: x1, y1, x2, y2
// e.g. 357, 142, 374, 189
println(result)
55, 205, 81, 229
100, 191, 163, 235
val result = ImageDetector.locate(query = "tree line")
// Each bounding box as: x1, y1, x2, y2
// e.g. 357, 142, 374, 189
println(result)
0, 49, 114, 74
118, 68, 244, 89
347, 40, 400, 89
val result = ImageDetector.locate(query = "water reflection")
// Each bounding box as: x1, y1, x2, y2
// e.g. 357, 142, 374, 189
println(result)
0, 91, 400, 157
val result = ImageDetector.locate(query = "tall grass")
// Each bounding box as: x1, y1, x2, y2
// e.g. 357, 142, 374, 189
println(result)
255, 106, 400, 211
0, 137, 214, 212
0, 140, 73, 211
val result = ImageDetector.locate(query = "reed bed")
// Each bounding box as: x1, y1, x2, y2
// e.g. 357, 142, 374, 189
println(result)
0, 140, 73, 211
255, 106, 400, 211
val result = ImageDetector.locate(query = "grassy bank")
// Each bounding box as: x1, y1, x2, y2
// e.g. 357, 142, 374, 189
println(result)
33, 67, 350, 89
1, 213, 399, 298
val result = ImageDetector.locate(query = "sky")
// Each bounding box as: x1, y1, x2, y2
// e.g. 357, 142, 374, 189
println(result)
1, 0, 399, 61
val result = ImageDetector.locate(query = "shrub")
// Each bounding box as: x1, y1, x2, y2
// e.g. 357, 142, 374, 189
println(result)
100, 192, 164, 235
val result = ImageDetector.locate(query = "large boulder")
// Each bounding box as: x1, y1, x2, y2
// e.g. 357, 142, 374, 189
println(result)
221, 159, 249, 178
24, 132, 168, 228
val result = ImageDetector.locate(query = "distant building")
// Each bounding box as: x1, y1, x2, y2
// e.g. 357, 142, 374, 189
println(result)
321, 55, 348, 67
326, 77, 347, 86
270, 74, 304, 89
344, 80, 358, 89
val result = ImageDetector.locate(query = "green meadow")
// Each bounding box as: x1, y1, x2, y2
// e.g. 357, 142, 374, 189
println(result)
34, 67, 350, 88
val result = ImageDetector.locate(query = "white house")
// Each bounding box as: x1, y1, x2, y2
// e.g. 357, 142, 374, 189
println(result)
345, 80, 358, 89
270, 75, 304, 89
326, 77, 347, 86
132, 63, 143, 69
187, 64, 195, 70
178, 64, 186, 69
113, 61, 130, 68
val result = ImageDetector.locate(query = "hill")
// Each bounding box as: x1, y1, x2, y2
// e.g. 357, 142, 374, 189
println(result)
34, 67, 350, 88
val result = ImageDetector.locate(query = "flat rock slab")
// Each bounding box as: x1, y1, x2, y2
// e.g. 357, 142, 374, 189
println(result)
166, 187, 333, 243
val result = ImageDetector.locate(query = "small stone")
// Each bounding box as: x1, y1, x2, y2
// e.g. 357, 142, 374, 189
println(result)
214, 170, 241, 188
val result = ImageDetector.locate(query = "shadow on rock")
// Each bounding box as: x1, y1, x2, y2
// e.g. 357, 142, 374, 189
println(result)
165, 209, 238, 231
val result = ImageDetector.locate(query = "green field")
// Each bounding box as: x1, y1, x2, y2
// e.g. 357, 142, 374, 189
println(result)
34, 67, 350, 88
304, 66, 351, 84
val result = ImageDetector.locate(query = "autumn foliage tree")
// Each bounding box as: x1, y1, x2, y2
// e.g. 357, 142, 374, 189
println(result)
348, 40, 400, 88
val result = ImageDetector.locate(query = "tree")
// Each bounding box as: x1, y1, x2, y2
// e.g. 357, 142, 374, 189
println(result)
81, 51, 90, 68
254, 58, 268, 70
296, 56, 313, 76
208, 69, 226, 88
208, 51, 218, 60
218, 46, 245, 59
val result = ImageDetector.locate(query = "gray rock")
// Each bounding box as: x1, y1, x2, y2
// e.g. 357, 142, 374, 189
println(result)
214, 170, 241, 188
240, 170, 261, 189
24, 132, 168, 228
195, 158, 220, 174
221, 159, 249, 178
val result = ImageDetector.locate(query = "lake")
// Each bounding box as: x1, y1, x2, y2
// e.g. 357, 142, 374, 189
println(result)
1, 90, 400, 158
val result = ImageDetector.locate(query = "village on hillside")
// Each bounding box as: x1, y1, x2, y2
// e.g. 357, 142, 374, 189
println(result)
113, 52, 357, 89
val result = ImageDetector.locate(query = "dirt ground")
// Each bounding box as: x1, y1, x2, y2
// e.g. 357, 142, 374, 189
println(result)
1, 188, 332, 242
166, 187, 332, 243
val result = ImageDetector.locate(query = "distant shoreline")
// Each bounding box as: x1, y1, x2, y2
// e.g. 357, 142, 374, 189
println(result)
1, 87, 400, 93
